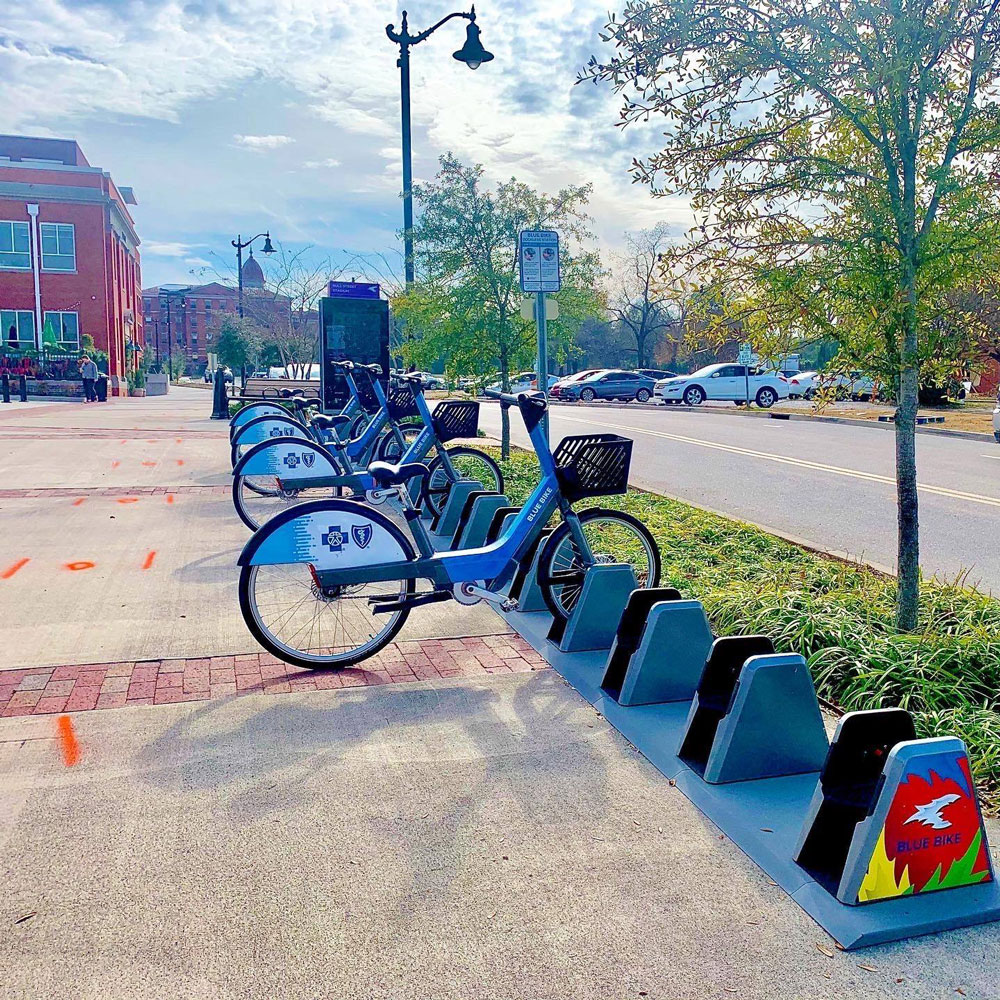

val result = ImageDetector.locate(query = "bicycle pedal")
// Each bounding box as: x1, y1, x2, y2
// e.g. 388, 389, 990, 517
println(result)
500, 598, 520, 613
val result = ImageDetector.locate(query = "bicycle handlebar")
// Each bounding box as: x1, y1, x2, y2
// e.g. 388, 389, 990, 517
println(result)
484, 388, 547, 410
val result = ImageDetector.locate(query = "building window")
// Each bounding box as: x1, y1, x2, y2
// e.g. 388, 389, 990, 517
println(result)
0, 221, 31, 269
1, 309, 36, 348
43, 311, 80, 349
40, 223, 76, 271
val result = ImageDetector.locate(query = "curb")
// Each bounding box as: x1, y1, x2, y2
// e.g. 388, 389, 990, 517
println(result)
536, 398, 996, 443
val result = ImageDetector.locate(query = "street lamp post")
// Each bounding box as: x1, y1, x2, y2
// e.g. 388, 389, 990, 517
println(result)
386, 6, 493, 286
231, 231, 276, 318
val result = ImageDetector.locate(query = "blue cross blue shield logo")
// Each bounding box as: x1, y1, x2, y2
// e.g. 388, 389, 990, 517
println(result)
351, 523, 373, 549
283, 453, 300, 469
321, 526, 347, 553
302, 452, 315, 468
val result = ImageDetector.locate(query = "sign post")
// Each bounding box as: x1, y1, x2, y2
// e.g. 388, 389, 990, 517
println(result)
519, 230, 561, 440
738, 342, 753, 407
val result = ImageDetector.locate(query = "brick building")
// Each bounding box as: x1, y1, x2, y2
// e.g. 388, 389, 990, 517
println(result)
0, 135, 143, 393
143, 253, 318, 372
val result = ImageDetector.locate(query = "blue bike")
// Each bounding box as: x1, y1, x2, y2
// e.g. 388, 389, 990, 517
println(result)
236, 390, 661, 668
231, 370, 502, 531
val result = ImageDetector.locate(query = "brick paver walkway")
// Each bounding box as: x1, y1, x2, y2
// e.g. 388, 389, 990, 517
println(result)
0, 635, 548, 717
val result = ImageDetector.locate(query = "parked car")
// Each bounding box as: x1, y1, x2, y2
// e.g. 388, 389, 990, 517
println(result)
549, 370, 600, 398
786, 370, 819, 398
530, 373, 560, 390
813, 371, 877, 401
560, 369, 659, 403
654, 364, 790, 408
633, 368, 677, 381
993, 391, 999, 443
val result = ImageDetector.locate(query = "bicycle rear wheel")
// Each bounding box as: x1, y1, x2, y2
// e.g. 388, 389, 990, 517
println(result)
233, 476, 344, 531
535, 507, 661, 624
239, 502, 417, 669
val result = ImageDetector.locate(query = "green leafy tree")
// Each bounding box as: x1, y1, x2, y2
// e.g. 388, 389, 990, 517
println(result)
582, 0, 1000, 631
215, 317, 261, 371
394, 154, 604, 457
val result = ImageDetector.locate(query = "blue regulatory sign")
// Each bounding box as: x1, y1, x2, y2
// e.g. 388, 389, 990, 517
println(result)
519, 230, 560, 293
328, 280, 381, 299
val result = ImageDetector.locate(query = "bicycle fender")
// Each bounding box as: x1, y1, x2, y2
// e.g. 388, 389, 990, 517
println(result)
233, 438, 339, 480
230, 402, 288, 438
231, 414, 310, 451
239, 499, 411, 568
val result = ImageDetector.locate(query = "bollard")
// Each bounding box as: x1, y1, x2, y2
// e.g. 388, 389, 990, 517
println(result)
18, 373, 27, 402
1, 373, 9, 404
211, 366, 230, 419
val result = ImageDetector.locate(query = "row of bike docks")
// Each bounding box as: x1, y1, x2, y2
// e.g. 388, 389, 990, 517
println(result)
224, 367, 999, 950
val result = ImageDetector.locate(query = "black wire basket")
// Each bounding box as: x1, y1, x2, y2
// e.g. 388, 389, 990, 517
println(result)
432, 400, 480, 442
553, 434, 633, 502
388, 386, 420, 420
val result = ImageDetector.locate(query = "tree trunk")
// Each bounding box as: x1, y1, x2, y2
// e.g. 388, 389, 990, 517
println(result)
895, 266, 921, 632
499, 342, 510, 462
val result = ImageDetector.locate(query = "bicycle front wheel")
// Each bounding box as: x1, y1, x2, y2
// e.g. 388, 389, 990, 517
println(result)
423, 447, 504, 516
536, 507, 661, 624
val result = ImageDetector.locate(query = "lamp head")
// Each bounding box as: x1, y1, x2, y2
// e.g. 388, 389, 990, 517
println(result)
453, 20, 493, 70
261, 233, 276, 254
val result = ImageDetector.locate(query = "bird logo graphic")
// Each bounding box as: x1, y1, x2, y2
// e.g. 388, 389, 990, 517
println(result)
903, 794, 961, 830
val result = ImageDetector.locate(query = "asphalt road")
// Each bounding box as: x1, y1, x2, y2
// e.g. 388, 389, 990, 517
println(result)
480, 402, 1000, 593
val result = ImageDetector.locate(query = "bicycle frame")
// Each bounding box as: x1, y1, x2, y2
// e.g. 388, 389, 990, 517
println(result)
240, 395, 593, 595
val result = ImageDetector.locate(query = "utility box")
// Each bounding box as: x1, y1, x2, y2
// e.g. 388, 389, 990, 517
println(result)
319, 282, 390, 412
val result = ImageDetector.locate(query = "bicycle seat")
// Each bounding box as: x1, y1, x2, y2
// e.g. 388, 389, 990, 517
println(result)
311, 413, 352, 430
368, 461, 430, 487
289, 396, 319, 410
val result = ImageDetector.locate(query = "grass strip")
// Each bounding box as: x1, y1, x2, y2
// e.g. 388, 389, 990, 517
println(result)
491, 447, 1000, 812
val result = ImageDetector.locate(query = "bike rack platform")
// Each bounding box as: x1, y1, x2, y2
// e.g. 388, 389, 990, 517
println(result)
496, 603, 1000, 948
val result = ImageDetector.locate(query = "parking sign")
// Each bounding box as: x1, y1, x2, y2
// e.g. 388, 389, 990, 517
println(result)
519, 230, 560, 293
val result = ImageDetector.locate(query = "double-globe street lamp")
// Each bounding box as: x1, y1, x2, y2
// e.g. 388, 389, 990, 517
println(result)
386, 7, 494, 286
231, 231, 276, 318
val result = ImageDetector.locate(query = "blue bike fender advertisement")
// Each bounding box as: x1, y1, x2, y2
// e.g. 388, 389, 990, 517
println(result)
231, 403, 288, 435
234, 439, 339, 480
232, 414, 309, 450
240, 505, 406, 568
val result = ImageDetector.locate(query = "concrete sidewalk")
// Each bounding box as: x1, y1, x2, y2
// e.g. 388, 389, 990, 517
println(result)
0, 386, 507, 669
4, 670, 999, 1000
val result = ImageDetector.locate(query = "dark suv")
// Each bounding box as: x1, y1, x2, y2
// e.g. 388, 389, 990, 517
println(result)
560, 369, 658, 402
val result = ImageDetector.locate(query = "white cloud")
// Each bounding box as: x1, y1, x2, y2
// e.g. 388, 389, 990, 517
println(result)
142, 240, 195, 257
0, 1, 684, 285
233, 134, 294, 150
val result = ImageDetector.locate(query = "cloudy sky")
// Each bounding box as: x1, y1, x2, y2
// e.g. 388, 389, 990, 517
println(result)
1, 0, 690, 288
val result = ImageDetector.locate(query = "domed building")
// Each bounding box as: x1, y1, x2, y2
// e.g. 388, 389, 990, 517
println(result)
240, 249, 265, 290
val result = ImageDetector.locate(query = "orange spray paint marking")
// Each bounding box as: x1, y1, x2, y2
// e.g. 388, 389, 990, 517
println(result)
175, 438, 183, 444
57, 715, 80, 767
64, 561, 96, 572
141, 550, 157, 570
176, 459, 185, 467
111, 461, 120, 469
72, 497, 86, 507
120, 439, 127, 444
1, 558, 30, 580
141, 461, 156, 468
165, 494, 175, 505
117, 497, 139, 504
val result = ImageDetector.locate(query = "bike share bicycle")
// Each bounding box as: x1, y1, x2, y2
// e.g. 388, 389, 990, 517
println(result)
236, 388, 661, 668
230, 364, 503, 531
229, 363, 375, 467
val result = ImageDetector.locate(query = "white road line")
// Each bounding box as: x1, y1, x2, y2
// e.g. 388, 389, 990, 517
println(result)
549, 411, 1000, 510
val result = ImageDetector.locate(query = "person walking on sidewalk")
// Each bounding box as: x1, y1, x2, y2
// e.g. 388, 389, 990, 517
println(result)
79, 356, 98, 403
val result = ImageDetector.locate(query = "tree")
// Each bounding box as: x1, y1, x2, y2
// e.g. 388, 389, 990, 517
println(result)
393, 154, 604, 457
610, 224, 677, 366
582, 0, 1000, 631
215, 317, 261, 371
